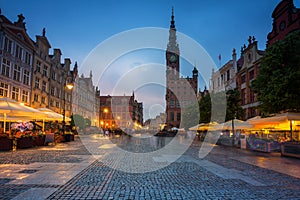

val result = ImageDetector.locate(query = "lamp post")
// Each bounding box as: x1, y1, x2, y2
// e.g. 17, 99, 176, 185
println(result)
232, 111, 237, 146
62, 81, 74, 134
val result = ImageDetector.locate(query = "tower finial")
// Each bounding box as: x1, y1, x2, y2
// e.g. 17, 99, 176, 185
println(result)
170, 6, 175, 29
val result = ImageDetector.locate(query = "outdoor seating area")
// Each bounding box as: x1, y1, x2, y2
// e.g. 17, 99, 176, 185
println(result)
189, 112, 300, 158
0, 98, 76, 151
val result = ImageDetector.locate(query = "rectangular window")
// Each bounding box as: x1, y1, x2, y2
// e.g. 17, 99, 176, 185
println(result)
170, 100, 175, 108
36, 60, 41, 72
15, 45, 23, 59
34, 93, 39, 102
35, 77, 40, 89
13, 65, 21, 81
170, 112, 174, 121
50, 87, 55, 96
177, 112, 181, 122
42, 81, 46, 92
241, 89, 246, 105
25, 52, 31, 65
43, 65, 48, 77
249, 70, 254, 80
176, 100, 180, 108
23, 70, 30, 85
4, 37, 13, 53
51, 71, 56, 80
241, 74, 246, 83
21, 90, 29, 103
56, 101, 60, 108
50, 99, 54, 107
1, 58, 11, 77
12, 86, 19, 100
57, 89, 60, 98
0, 82, 9, 97
227, 70, 230, 81
41, 96, 46, 104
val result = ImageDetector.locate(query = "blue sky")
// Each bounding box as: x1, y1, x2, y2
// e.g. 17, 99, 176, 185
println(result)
3, 0, 294, 70
2, 0, 299, 119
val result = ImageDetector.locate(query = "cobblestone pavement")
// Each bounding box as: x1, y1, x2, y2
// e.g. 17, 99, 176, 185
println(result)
0, 134, 299, 199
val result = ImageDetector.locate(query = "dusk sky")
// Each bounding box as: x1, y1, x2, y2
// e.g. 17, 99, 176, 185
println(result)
2, 0, 299, 119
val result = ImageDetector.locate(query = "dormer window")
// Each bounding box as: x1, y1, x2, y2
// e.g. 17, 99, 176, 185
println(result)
247, 52, 252, 63
17, 33, 24, 40
279, 21, 286, 31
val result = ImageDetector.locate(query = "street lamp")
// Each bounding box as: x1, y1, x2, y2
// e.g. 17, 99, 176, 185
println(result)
62, 81, 73, 134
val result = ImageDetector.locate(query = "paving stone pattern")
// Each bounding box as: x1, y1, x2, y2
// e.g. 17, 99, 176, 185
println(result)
0, 134, 299, 199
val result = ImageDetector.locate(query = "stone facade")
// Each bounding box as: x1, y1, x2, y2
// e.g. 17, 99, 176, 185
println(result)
0, 14, 34, 105
210, 49, 237, 93
236, 37, 265, 120
99, 93, 143, 130
267, 0, 300, 46
0, 13, 77, 120
72, 71, 99, 126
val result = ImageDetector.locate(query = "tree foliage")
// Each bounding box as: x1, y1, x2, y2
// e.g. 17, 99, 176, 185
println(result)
225, 89, 244, 121
251, 30, 300, 114
199, 93, 211, 123
72, 114, 85, 129
181, 102, 200, 130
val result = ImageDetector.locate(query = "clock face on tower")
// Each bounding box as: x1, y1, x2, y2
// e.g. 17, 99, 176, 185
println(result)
169, 54, 177, 63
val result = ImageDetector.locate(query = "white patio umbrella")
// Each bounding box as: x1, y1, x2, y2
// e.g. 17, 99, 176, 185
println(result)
216, 119, 253, 130
37, 108, 71, 131
188, 122, 219, 131
0, 98, 46, 132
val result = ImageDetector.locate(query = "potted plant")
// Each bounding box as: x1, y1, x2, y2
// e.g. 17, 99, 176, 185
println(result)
16, 132, 34, 149
33, 131, 46, 146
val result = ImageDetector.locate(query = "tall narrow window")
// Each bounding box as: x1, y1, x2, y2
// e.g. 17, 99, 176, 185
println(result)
12, 86, 19, 101
50, 87, 55, 96
34, 94, 39, 102
35, 77, 40, 89
42, 81, 46, 92
13, 65, 21, 81
4, 37, 13, 53
241, 89, 246, 105
25, 52, 31, 65
23, 69, 30, 85
227, 70, 230, 81
0, 82, 8, 97
43, 65, 48, 77
1, 58, 10, 77
170, 112, 174, 121
177, 112, 181, 122
41, 96, 46, 104
51, 71, 56, 80
36, 60, 41, 72
15, 45, 23, 59
21, 90, 29, 103
170, 100, 175, 108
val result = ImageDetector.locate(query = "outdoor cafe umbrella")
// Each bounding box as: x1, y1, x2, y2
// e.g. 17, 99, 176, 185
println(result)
37, 108, 71, 131
216, 119, 253, 130
0, 98, 46, 132
189, 122, 219, 131
247, 112, 300, 140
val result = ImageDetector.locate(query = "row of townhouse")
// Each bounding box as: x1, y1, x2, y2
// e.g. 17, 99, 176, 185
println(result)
0, 12, 77, 120
210, 0, 300, 120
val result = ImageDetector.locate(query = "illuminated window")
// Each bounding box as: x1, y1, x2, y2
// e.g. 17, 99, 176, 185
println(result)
22, 90, 29, 103
12, 86, 19, 100
0, 82, 8, 97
